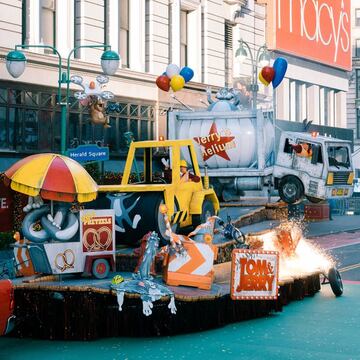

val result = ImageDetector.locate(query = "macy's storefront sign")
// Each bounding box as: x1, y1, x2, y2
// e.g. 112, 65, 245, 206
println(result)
260, 0, 351, 71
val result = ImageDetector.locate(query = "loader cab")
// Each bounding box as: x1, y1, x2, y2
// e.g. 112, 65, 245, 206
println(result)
124, 142, 201, 187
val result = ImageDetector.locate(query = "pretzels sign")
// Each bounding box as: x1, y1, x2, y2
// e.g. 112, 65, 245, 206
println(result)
82, 226, 112, 251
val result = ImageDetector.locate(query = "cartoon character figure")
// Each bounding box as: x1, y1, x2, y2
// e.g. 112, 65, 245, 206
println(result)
161, 159, 200, 183
111, 231, 177, 316
291, 142, 313, 158
206, 87, 249, 111
89, 97, 110, 128
21, 197, 79, 243
133, 232, 159, 280
70, 74, 114, 128
106, 193, 142, 234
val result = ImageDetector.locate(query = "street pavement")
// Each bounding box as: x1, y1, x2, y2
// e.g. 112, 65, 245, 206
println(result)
1, 284, 359, 359
1, 207, 360, 359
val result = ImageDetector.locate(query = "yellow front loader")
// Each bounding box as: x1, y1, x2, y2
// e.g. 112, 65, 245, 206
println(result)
97, 139, 219, 245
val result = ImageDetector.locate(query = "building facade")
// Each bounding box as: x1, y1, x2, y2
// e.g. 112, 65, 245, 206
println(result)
0, 0, 352, 172
348, 2, 360, 173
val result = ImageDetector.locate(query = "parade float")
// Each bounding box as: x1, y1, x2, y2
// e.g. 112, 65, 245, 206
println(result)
0, 62, 345, 340
0, 144, 343, 340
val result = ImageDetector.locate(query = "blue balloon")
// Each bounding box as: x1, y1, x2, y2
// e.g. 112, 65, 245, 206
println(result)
179, 66, 194, 83
272, 57, 288, 89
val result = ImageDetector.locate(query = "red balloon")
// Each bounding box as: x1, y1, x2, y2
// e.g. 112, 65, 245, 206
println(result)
156, 75, 170, 92
261, 66, 275, 84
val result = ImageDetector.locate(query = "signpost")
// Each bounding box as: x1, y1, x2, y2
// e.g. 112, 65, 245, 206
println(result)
67, 144, 109, 163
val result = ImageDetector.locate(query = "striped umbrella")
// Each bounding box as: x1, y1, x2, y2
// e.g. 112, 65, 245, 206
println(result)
4, 153, 98, 203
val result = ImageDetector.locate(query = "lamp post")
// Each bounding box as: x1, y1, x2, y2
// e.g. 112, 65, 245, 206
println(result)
235, 39, 270, 111
6, 45, 120, 155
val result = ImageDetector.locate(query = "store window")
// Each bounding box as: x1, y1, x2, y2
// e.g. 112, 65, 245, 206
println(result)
119, 0, 129, 68
357, 109, 360, 139
356, 39, 360, 58
0, 83, 155, 155
180, 10, 188, 67
356, 9, 360, 27
225, 22, 233, 88
40, 0, 56, 52
356, 70, 360, 99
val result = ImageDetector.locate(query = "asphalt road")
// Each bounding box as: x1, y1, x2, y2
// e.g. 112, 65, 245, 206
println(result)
328, 242, 360, 282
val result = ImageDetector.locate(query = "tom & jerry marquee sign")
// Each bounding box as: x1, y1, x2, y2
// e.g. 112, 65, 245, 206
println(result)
231, 249, 279, 300
260, 0, 351, 71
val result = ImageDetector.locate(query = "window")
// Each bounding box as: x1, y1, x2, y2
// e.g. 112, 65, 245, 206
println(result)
283, 138, 293, 154
180, 10, 188, 67
356, 70, 360, 99
327, 146, 350, 168
356, 39, 360, 58
225, 22, 233, 88
356, 109, 360, 139
311, 144, 323, 164
119, 0, 129, 68
40, 0, 56, 52
0, 83, 156, 155
356, 9, 360, 27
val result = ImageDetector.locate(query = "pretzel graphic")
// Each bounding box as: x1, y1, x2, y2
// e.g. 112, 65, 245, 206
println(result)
82, 226, 112, 251
55, 249, 75, 272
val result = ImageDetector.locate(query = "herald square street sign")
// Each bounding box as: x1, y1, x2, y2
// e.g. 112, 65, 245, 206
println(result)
259, 0, 351, 71
67, 144, 109, 163
231, 249, 279, 300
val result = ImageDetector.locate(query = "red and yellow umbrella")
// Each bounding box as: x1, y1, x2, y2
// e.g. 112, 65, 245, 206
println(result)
4, 153, 98, 203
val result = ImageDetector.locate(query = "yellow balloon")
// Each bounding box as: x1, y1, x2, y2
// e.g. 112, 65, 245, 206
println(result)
258, 72, 270, 86
170, 75, 185, 92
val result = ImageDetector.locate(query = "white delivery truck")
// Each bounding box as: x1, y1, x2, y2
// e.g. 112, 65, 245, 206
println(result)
167, 88, 354, 203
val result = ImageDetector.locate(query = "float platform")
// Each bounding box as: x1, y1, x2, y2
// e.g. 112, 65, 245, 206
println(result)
9, 269, 321, 340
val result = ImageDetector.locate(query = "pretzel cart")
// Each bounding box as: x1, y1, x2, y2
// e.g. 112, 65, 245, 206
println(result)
28, 209, 116, 279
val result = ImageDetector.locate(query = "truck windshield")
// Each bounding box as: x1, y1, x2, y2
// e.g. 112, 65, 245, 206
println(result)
327, 146, 350, 169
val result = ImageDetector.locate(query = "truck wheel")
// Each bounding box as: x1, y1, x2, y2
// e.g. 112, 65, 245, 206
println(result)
279, 177, 303, 204
305, 196, 323, 203
92, 259, 110, 279
192, 200, 215, 228
328, 267, 343, 297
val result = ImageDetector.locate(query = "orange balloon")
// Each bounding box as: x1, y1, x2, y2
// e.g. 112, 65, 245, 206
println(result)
258, 72, 270, 86
170, 75, 185, 92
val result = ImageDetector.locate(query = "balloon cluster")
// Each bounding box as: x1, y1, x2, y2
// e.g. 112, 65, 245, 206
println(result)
156, 64, 194, 92
258, 57, 288, 89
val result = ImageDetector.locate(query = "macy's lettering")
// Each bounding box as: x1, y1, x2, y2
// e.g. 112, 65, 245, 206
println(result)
236, 258, 275, 292
278, 0, 350, 62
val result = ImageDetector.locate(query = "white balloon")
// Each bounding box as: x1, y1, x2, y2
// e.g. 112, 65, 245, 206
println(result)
166, 64, 180, 79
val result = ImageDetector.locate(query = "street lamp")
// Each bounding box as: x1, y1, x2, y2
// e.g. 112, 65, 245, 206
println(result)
235, 39, 270, 110
6, 44, 120, 155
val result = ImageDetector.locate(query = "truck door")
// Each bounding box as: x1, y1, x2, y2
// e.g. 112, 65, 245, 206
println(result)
292, 140, 324, 180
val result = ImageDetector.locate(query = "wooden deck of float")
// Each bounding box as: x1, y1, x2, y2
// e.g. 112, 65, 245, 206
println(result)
10, 270, 321, 340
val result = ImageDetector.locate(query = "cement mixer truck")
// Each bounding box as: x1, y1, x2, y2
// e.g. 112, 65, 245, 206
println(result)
167, 88, 354, 203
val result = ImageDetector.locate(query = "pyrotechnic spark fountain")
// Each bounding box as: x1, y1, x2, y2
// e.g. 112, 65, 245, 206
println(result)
246, 221, 335, 280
